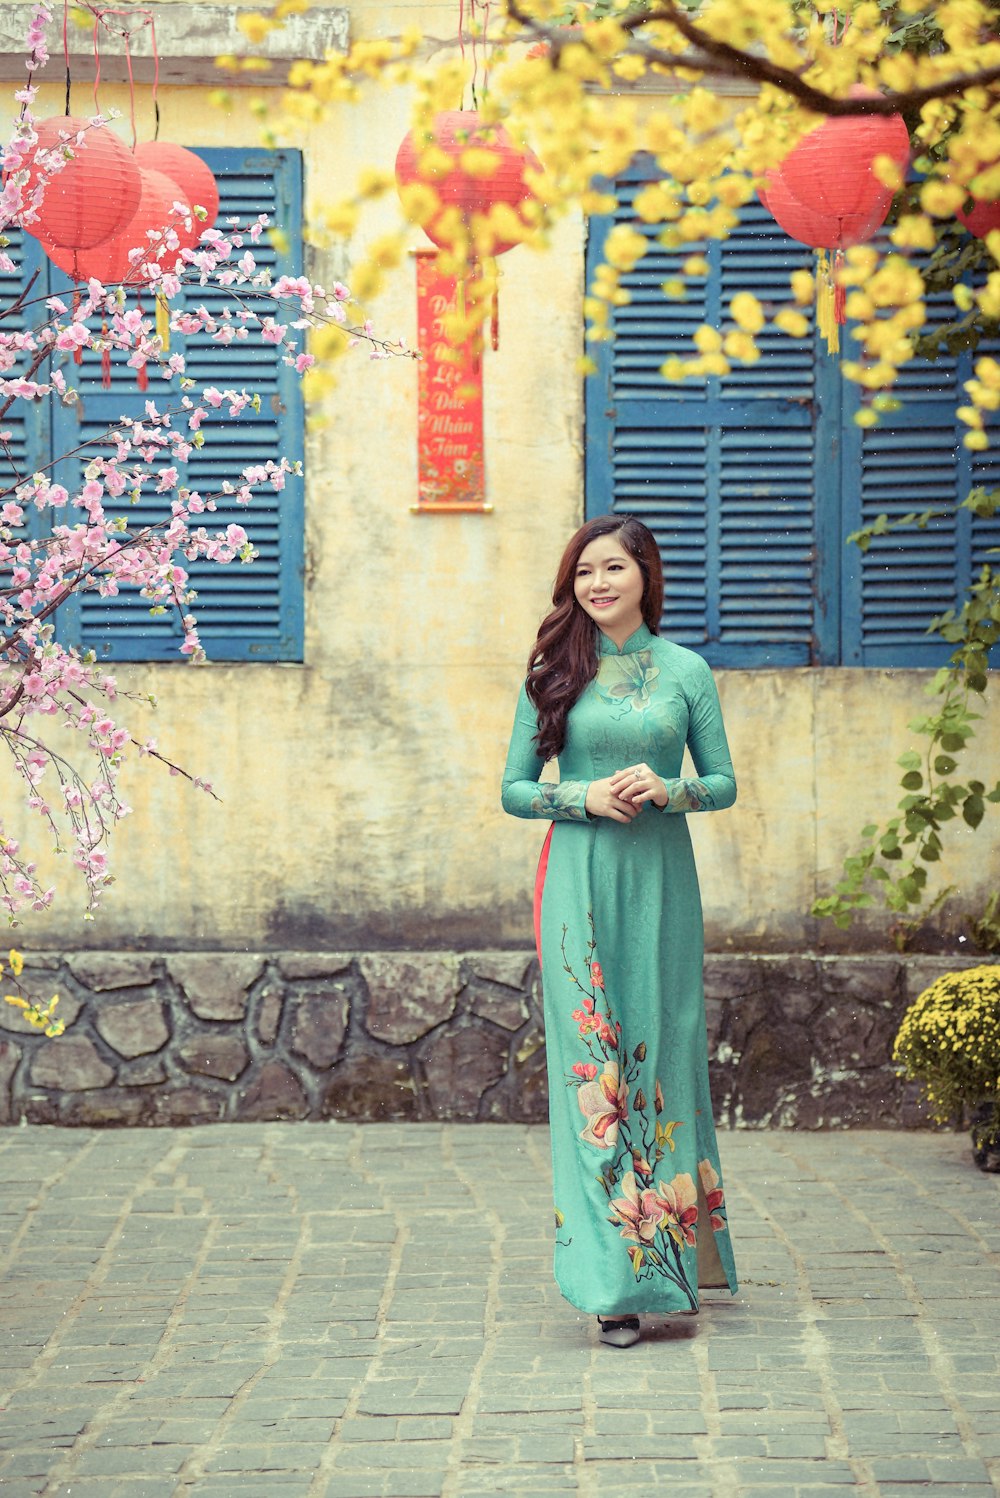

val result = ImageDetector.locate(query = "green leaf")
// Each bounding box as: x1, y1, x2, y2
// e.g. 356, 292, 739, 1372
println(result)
901, 771, 923, 791
939, 733, 966, 753
933, 755, 958, 775
897, 749, 921, 772
963, 795, 985, 829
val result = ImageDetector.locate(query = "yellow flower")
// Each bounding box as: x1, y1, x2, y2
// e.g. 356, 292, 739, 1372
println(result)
693, 324, 723, 354
9, 949, 23, 977
774, 309, 809, 338
723, 330, 760, 363
612, 55, 648, 84
398, 183, 439, 226
603, 224, 648, 272
235, 11, 273, 45
357, 167, 394, 198
874, 154, 905, 192
323, 201, 359, 238
921, 179, 967, 217
975, 356, 1000, 389
730, 291, 765, 334
633, 183, 681, 224
790, 269, 815, 306
890, 215, 937, 252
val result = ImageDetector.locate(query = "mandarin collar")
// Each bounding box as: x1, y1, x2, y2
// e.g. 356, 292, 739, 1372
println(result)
597, 622, 654, 656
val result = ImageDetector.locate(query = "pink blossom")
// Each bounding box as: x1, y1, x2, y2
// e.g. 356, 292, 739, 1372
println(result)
577, 1063, 629, 1150
609, 1171, 666, 1244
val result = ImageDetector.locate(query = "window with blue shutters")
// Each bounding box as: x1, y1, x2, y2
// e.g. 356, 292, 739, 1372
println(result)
44, 147, 305, 664
586, 156, 998, 668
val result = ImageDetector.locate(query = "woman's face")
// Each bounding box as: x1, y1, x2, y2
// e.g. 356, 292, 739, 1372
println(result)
573, 533, 645, 645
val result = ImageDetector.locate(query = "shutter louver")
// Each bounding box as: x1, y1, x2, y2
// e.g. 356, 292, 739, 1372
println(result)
843, 293, 1000, 664
853, 426, 960, 659
587, 164, 832, 666
48, 149, 304, 663
0, 230, 50, 568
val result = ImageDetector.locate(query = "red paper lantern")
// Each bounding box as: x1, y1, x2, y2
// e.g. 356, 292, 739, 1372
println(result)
761, 104, 910, 251
132, 142, 220, 248
759, 169, 894, 251
395, 109, 541, 257
21, 115, 141, 250
957, 197, 1000, 238
43, 168, 191, 286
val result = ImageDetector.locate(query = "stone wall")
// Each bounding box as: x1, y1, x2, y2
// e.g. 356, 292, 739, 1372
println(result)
0, 950, 984, 1129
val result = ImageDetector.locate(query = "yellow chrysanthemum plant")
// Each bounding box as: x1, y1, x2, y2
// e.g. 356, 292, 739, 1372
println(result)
893, 964, 1000, 1171
1, 950, 65, 1039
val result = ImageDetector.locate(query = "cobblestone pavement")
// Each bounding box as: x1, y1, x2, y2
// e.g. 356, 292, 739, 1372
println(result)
0, 1125, 998, 1498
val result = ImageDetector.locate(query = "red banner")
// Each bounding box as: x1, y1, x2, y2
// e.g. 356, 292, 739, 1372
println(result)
414, 252, 487, 511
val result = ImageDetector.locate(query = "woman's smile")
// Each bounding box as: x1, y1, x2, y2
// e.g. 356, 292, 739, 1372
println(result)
573, 534, 645, 645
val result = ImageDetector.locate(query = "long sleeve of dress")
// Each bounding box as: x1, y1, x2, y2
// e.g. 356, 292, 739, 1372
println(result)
658, 655, 737, 814
501, 683, 590, 821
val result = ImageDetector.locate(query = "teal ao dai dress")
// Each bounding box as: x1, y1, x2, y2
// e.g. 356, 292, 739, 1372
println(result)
501, 623, 738, 1316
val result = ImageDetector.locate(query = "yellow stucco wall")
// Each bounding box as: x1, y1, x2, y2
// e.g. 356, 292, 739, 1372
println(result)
1, 3, 997, 954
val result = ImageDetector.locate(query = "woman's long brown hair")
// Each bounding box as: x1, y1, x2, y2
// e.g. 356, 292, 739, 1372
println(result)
526, 514, 664, 762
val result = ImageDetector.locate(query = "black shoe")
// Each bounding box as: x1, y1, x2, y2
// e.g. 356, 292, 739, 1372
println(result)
597, 1315, 641, 1347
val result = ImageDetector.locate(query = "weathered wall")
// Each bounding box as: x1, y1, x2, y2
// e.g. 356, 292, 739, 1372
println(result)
0, 950, 973, 1129
0, 2, 997, 967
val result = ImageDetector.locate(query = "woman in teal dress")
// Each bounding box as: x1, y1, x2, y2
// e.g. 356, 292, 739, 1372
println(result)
501, 514, 738, 1347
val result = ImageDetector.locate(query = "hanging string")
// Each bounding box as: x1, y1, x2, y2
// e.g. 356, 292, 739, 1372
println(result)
89, 5, 155, 132
92, 13, 100, 117
150, 14, 160, 139
63, 0, 71, 114
468, 1, 492, 112
122, 29, 138, 147
458, 0, 467, 108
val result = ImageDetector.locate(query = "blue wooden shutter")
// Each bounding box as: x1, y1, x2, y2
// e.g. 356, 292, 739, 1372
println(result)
0, 230, 51, 559
586, 159, 841, 667
49, 147, 305, 662
840, 291, 1000, 665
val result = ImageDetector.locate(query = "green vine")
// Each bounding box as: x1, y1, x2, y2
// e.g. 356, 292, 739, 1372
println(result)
811, 490, 1000, 936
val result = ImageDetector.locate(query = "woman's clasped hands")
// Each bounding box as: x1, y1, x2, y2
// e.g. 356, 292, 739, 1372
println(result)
585, 762, 668, 822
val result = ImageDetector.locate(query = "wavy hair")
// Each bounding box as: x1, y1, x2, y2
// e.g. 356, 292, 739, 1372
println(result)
525, 514, 663, 762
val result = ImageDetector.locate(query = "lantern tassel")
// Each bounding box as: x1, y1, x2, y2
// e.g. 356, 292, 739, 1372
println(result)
136, 293, 149, 390
155, 290, 170, 351
816, 249, 840, 356
72, 285, 82, 365
100, 319, 111, 388
833, 248, 847, 326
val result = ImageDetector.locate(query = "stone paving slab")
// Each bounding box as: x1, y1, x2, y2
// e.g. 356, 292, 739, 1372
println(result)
0, 1124, 998, 1497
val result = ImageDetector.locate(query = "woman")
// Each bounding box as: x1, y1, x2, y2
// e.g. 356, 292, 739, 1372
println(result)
501, 514, 738, 1348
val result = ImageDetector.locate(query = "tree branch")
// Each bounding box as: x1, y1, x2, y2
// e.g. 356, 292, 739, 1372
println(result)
504, 0, 1000, 116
